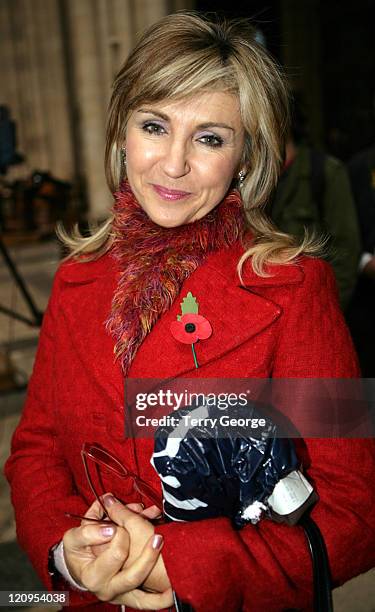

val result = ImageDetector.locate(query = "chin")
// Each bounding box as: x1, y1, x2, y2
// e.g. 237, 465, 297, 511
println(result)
152, 217, 188, 229
146, 207, 196, 228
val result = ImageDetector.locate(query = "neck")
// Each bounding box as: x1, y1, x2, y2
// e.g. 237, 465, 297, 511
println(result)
106, 181, 245, 374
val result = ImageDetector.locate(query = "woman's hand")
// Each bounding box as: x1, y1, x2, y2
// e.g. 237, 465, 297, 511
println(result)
101, 494, 171, 594
90, 501, 162, 558
62, 499, 173, 609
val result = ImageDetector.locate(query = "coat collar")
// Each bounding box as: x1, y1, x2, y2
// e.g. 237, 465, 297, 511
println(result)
58, 243, 305, 381
58, 241, 305, 288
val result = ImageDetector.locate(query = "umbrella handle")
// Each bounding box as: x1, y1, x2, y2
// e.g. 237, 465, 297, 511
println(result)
299, 515, 333, 612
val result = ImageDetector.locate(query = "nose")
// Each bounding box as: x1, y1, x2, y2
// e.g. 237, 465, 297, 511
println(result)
160, 136, 191, 178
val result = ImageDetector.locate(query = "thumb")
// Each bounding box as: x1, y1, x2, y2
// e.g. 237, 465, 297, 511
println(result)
64, 523, 117, 553
83, 527, 131, 592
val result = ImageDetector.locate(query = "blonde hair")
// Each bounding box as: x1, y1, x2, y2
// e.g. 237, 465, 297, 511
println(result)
59, 11, 322, 271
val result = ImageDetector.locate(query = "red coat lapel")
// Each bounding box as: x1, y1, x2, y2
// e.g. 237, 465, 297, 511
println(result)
57, 244, 305, 384
129, 264, 280, 378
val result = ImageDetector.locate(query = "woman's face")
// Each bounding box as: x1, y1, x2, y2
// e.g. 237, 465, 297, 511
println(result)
124, 91, 246, 227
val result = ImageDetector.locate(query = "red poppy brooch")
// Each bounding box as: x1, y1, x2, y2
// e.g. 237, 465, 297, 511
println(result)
170, 292, 212, 368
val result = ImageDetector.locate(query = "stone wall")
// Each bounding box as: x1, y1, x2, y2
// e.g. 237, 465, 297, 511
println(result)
0, 0, 194, 217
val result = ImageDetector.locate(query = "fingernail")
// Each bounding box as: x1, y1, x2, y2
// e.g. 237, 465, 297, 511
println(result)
101, 526, 115, 537
152, 534, 163, 550
103, 495, 116, 508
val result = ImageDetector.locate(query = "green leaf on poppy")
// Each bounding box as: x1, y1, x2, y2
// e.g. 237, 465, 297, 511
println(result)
180, 292, 199, 315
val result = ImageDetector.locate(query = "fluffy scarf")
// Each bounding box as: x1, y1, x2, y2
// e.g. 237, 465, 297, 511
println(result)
106, 181, 245, 374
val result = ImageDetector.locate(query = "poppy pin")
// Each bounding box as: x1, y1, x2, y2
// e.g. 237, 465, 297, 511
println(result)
170, 292, 212, 369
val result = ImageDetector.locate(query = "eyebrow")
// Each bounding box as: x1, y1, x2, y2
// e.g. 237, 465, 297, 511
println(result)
137, 108, 235, 132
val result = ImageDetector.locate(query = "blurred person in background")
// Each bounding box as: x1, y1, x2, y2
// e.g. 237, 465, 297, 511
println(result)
268, 96, 361, 311
347, 135, 375, 376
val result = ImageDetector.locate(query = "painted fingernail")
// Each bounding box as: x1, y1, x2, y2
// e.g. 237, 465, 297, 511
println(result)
103, 495, 116, 507
152, 534, 163, 550
101, 526, 115, 537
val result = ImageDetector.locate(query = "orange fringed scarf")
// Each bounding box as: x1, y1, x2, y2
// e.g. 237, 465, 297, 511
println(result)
106, 181, 245, 374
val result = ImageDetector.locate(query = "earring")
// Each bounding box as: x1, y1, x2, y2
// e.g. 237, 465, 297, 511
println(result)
121, 147, 127, 168
238, 170, 246, 185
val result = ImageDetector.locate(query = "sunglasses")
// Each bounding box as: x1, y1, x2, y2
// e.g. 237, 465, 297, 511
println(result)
65, 443, 162, 525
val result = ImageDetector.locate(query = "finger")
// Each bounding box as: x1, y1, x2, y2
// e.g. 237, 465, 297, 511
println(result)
85, 498, 106, 521
82, 492, 122, 523
140, 505, 162, 520
113, 587, 174, 610
108, 533, 164, 596
102, 494, 141, 527
81, 526, 130, 594
91, 541, 112, 558
63, 522, 116, 552
82, 496, 115, 527
126, 503, 145, 513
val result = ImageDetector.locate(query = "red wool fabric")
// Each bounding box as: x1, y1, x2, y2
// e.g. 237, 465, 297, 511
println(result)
5, 240, 375, 612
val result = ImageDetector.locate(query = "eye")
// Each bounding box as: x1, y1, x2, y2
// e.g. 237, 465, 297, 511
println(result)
198, 133, 224, 148
142, 121, 166, 135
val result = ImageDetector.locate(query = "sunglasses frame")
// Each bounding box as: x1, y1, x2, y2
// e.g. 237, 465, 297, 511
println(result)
65, 442, 162, 525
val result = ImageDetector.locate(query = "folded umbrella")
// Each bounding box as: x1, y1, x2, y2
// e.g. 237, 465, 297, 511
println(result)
151, 397, 332, 612
151, 398, 313, 527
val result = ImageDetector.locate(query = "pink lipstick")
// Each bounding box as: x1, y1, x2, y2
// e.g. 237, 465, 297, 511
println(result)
152, 184, 191, 201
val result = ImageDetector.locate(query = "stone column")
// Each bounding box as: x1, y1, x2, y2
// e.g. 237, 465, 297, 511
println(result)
64, 0, 175, 218
29, 0, 74, 180
0, 0, 48, 172
95, 0, 134, 101
64, 0, 112, 218
0, 0, 74, 180
1, 0, 193, 218
133, 0, 168, 34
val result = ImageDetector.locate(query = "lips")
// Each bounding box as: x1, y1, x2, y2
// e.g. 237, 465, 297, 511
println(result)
152, 184, 192, 201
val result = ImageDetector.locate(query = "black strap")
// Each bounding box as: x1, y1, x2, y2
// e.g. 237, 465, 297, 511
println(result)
173, 592, 195, 612
299, 515, 333, 612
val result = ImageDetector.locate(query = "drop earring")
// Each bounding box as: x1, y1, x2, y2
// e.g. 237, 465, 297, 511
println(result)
121, 147, 127, 168
238, 170, 246, 185
120, 147, 127, 181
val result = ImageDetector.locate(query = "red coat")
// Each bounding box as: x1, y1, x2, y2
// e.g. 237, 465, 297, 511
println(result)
5, 242, 375, 612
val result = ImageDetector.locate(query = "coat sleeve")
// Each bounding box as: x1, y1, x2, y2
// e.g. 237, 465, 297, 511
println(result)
4, 268, 97, 606
155, 258, 375, 612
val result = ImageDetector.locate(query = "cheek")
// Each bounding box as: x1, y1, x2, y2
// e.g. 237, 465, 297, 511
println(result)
130, 149, 160, 174
197, 155, 237, 189
125, 132, 157, 171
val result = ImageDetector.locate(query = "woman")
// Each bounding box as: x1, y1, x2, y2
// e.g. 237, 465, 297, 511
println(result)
5, 11, 375, 612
